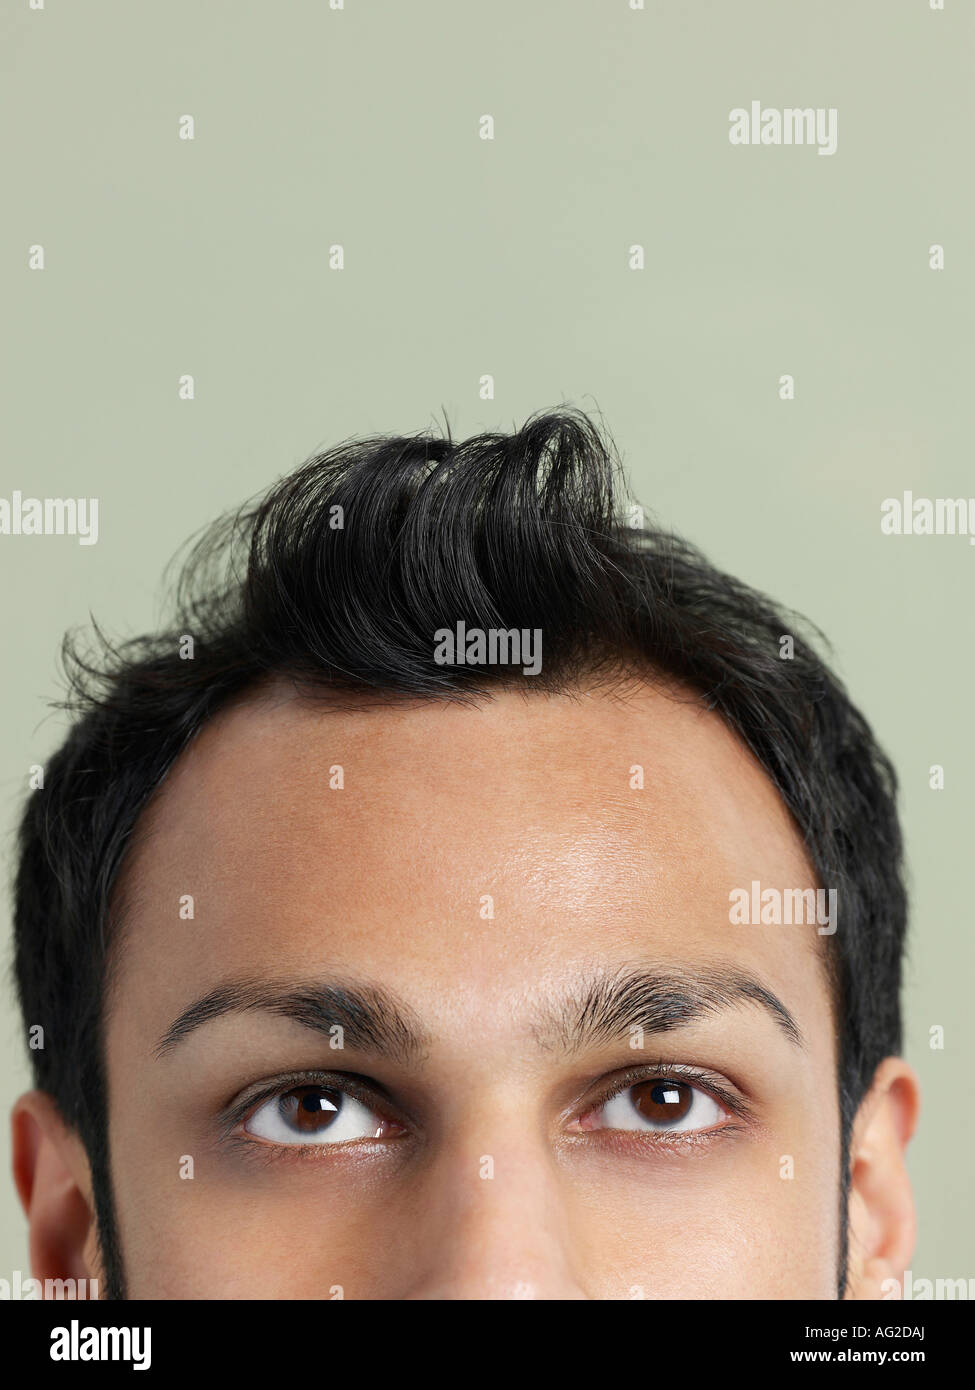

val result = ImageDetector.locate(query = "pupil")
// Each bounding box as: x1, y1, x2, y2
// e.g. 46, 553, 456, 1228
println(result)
281, 1086, 342, 1133
631, 1079, 692, 1124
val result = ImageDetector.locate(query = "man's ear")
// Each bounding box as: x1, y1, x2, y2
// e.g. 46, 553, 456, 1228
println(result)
11, 1090, 102, 1291
844, 1057, 921, 1299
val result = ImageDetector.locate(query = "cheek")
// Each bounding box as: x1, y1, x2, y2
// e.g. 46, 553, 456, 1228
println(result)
110, 1138, 841, 1298
561, 1137, 841, 1298
113, 1145, 394, 1298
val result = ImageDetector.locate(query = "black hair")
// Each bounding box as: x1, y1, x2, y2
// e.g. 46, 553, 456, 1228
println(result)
12, 407, 906, 1298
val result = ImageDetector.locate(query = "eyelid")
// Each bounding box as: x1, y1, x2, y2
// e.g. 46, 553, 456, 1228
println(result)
572, 1060, 753, 1126
217, 1061, 753, 1150
219, 1069, 402, 1141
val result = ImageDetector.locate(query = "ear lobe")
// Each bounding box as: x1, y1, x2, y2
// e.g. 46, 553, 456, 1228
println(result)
844, 1058, 921, 1300
11, 1089, 98, 1289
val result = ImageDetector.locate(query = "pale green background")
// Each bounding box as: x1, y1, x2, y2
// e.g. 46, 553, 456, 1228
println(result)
1, 0, 972, 1290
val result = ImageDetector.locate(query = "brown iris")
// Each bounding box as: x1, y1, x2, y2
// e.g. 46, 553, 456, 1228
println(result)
278, 1085, 342, 1134
630, 1079, 693, 1125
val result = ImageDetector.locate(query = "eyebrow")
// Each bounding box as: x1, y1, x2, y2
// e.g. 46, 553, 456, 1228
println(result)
154, 979, 431, 1065
154, 962, 802, 1061
535, 963, 803, 1053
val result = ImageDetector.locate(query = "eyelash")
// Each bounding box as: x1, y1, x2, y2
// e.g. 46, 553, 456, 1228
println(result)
221, 1062, 752, 1162
221, 1070, 396, 1143
572, 1062, 752, 1153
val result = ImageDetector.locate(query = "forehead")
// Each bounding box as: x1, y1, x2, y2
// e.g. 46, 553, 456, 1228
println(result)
108, 679, 830, 1039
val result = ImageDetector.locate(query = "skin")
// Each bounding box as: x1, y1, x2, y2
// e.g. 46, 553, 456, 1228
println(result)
12, 677, 920, 1299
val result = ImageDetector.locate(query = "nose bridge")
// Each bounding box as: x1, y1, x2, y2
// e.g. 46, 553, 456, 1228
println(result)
401, 1109, 587, 1300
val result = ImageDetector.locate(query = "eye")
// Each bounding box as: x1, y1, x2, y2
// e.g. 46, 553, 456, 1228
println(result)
581, 1077, 726, 1134
244, 1083, 396, 1146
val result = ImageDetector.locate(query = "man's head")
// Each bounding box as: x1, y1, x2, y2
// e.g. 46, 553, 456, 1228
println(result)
11, 409, 919, 1298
